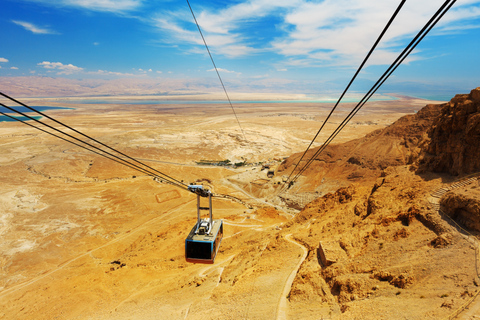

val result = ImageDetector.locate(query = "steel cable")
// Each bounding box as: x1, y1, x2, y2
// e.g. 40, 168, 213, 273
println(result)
0, 101, 190, 191
285, 0, 456, 188
186, 0, 247, 142
283, 0, 407, 189
0, 110, 169, 179
0, 92, 188, 188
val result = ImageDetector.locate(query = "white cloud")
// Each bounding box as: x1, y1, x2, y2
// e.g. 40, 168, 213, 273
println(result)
90, 69, 135, 76
432, 5, 480, 34
207, 68, 241, 75
152, 0, 480, 67
37, 61, 83, 75
152, 0, 301, 58
137, 68, 151, 74
66, 0, 141, 12
25, 0, 142, 13
272, 0, 480, 68
194, 0, 301, 34
0, 58, 8, 63
10, 67, 19, 70
153, 17, 203, 46
252, 73, 270, 79
12, 20, 58, 34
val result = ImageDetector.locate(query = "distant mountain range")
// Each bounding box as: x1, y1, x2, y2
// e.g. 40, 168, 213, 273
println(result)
0, 76, 469, 100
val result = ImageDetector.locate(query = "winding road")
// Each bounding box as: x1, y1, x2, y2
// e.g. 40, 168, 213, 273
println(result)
276, 234, 309, 320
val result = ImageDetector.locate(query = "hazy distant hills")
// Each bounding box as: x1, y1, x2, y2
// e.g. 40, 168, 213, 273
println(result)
1, 75, 467, 100
0, 76, 221, 98
0, 76, 332, 100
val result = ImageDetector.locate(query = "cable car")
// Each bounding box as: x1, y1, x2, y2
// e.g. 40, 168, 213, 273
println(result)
185, 185, 223, 264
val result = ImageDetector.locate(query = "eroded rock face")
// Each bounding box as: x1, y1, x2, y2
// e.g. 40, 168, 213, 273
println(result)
277, 100, 443, 183
420, 87, 480, 175
440, 189, 480, 232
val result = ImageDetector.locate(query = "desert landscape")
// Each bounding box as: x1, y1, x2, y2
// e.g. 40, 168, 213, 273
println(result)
1, 88, 480, 320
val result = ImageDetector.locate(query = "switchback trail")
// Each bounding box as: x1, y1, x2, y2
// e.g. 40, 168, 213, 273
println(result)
276, 234, 308, 320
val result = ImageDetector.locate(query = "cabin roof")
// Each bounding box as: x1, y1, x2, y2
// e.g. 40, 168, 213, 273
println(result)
186, 219, 223, 242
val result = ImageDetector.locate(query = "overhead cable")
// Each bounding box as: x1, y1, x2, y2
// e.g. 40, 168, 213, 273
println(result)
0, 109, 168, 180
0, 92, 188, 188
186, 0, 248, 142
282, 0, 407, 189
287, 0, 456, 186
0, 99, 189, 191
0, 103, 188, 190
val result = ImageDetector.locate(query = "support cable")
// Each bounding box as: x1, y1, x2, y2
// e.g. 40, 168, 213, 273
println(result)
186, 0, 248, 142
0, 103, 188, 190
0, 110, 170, 181
0, 93, 189, 188
0, 101, 189, 191
286, 0, 456, 187
282, 0, 406, 189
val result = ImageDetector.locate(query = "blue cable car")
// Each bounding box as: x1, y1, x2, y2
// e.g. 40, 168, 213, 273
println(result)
185, 185, 223, 264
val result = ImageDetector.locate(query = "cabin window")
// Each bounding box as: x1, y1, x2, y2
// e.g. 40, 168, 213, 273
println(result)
186, 241, 212, 260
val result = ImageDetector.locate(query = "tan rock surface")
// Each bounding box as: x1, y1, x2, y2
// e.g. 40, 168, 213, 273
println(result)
420, 87, 480, 175
1, 94, 479, 319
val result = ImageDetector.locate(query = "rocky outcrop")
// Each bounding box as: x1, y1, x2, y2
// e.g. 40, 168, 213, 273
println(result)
419, 87, 480, 175
440, 188, 480, 232
318, 240, 348, 267
279, 87, 480, 182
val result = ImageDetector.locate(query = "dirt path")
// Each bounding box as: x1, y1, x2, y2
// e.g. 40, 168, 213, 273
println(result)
0, 136, 37, 146
0, 198, 194, 300
276, 234, 309, 320
457, 291, 480, 320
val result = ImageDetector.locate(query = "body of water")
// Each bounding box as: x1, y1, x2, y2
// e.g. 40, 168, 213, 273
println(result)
61, 95, 398, 105
0, 115, 42, 123
0, 106, 73, 122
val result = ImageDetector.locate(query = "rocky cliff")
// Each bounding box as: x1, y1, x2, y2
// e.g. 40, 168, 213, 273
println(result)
278, 97, 443, 186
440, 183, 480, 232
419, 87, 480, 175
278, 90, 480, 318
279, 87, 480, 184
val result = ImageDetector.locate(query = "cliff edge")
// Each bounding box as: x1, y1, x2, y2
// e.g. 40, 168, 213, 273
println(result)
419, 87, 480, 175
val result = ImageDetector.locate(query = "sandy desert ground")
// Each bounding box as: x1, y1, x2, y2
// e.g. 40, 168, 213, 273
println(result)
2, 95, 478, 319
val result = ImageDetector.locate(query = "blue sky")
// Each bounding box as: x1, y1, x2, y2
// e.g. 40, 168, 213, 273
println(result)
1, 0, 480, 97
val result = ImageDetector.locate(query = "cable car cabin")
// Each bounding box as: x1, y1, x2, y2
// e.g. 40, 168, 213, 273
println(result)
185, 185, 223, 264
185, 218, 223, 264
